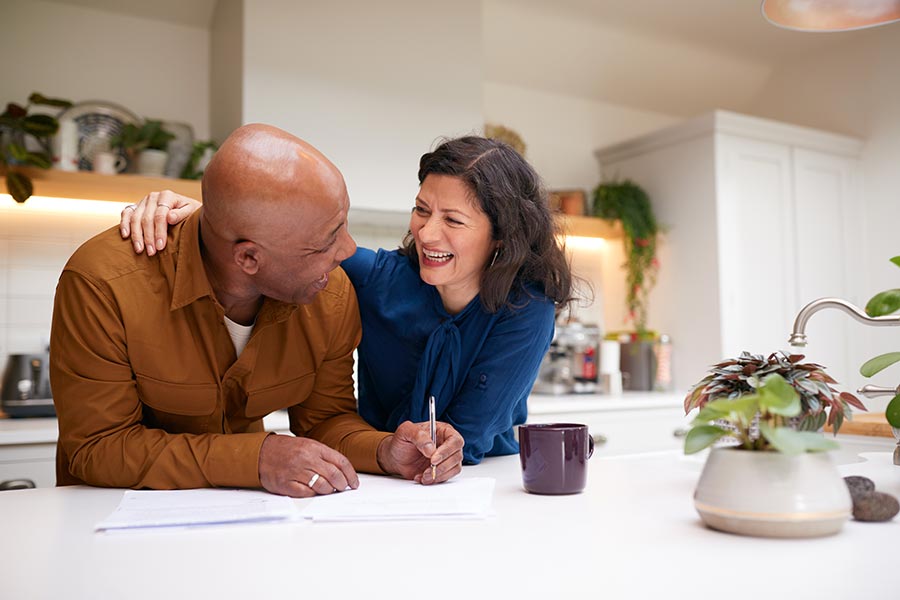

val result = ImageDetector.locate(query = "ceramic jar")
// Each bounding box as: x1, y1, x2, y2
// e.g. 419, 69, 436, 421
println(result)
694, 448, 852, 538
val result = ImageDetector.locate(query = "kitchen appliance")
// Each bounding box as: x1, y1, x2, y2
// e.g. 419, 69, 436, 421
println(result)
532, 321, 601, 395
1, 353, 55, 418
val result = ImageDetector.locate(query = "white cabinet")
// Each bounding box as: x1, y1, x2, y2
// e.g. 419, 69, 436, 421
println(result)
594, 111, 864, 391
526, 393, 690, 456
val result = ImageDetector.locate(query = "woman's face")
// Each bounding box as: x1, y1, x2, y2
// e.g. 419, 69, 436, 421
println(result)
410, 174, 497, 311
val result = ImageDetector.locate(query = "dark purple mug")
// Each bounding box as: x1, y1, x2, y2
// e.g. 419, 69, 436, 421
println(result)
519, 423, 594, 494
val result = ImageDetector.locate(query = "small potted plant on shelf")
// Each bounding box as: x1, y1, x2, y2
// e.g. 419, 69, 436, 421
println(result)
0, 92, 72, 203
110, 119, 175, 177
683, 354, 864, 538
859, 255, 900, 431
592, 179, 662, 389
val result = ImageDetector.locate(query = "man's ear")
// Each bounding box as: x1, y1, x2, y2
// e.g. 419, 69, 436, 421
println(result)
233, 241, 260, 275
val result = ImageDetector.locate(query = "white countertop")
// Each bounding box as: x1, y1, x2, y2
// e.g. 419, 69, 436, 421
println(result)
0, 448, 895, 599
0, 391, 686, 446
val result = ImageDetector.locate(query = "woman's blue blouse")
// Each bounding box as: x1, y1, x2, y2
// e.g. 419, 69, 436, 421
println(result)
342, 247, 555, 464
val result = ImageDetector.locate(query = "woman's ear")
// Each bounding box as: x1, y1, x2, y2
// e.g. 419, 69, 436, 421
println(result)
233, 241, 260, 275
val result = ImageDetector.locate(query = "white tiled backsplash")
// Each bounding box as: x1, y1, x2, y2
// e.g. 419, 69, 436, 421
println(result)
0, 202, 407, 361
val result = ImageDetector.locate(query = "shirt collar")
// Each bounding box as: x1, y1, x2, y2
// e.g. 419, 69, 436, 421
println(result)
170, 209, 215, 311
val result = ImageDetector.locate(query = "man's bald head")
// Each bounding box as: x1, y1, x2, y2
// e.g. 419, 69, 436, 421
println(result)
201, 124, 347, 242
197, 124, 356, 309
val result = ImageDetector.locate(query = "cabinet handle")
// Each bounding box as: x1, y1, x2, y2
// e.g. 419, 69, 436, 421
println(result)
592, 433, 608, 445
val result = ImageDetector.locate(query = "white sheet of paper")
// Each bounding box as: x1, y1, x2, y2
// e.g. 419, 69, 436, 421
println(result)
300, 475, 495, 522
95, 488, 298, 532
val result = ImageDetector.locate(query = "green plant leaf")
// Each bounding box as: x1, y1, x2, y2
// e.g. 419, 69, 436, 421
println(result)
5, 171, 33, 203
22, 114, 58, 137
890, 256, 900, 269
8, 142, 28, 162
27, 93, 72, 108
859, 352, 900, 377
694, 395, 758, 425
759, 423, 839, 454
25, 152, 51, 169
757, 374, 801, 417
886, 394, 900, 428
684, 425, 730, 455
865, 289, 900, 317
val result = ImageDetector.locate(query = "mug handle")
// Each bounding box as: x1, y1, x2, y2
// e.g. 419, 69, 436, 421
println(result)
114, 155, 127, 172
587, 433, 595, 459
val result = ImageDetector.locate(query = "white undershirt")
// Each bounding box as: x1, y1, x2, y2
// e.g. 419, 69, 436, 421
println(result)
224, 316, 254, 357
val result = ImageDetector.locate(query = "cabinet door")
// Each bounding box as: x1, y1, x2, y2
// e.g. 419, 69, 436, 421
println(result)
716, 135, 796, 357
792, 148, 861, 384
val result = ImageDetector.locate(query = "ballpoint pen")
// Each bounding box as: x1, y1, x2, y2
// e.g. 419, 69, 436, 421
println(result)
429, 395, 437, 481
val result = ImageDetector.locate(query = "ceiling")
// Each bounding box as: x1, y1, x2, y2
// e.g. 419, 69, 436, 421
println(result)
43, 0, 891, 117
503, 0, 875, 64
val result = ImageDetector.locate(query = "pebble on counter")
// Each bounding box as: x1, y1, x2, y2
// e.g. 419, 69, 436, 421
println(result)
844, 475, 899, 522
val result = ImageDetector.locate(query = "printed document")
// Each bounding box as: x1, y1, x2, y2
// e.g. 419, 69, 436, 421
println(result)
95, 488, 297, 532
300, 475, 495, 522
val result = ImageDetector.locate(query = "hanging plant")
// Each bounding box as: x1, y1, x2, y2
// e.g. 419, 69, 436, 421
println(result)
592, 179, 659, 335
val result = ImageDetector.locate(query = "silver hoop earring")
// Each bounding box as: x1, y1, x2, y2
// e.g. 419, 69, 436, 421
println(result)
489, 248, 500, 268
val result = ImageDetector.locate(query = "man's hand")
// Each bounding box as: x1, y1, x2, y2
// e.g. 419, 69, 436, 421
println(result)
258, 434, 359, 498
376, 421, 464, 484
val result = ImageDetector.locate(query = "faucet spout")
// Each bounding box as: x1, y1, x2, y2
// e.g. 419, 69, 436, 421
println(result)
788, 297, 900, 347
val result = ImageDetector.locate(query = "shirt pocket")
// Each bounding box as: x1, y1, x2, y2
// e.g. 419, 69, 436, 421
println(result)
245, 373, 315, 418
135, 374, 218, 433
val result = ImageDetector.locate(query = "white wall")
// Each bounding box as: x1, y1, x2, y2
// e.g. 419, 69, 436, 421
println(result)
3, 0, 210, 139
240, 0, 484, 212
482, 81, 678, 331
750, 25, 900, 409
210, 0, 243, 145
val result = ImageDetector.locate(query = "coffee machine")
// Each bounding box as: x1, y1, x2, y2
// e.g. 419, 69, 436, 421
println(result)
1, 352, 55, 418
533, 321, 601, 395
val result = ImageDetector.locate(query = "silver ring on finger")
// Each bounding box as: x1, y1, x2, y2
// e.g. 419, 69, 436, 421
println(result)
307, 473, 320, 488
124, 204, 137, 211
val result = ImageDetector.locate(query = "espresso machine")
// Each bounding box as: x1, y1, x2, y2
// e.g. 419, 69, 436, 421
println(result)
1, 352, 55, 418
533, 321, 601, 395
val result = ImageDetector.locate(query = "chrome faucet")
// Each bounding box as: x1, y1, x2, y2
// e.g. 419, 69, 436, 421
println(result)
789, 297, 900, 465
788, 297, 900, 347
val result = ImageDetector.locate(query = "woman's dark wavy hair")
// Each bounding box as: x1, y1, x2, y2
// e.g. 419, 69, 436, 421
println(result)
399, 136, 575, 313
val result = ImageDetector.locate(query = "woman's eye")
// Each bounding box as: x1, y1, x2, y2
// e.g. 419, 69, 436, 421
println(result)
413, 206, 428, 215
447, 217, 463, 226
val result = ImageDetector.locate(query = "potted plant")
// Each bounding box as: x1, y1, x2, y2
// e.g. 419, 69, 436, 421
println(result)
859, 255, 900, 430
0, 92, 73, 203
684, 350, 866, 434
110, 119, 175, 177
685, 373, 853, 538
592, 179, 662, 389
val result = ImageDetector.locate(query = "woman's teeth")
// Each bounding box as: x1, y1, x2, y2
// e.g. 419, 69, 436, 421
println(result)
424, 251, 453, 263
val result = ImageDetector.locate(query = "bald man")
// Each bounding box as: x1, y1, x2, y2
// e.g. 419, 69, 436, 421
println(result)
50, 124, 463, 496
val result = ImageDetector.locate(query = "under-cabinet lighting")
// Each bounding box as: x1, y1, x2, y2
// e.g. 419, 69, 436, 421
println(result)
0, 194, 131, 216
562, 235, 606, 251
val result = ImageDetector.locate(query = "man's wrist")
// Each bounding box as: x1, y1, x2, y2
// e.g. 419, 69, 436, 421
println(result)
376, 435, 394, 474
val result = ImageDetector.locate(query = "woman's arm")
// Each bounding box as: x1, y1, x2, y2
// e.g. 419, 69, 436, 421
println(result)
120, 190, 201, 255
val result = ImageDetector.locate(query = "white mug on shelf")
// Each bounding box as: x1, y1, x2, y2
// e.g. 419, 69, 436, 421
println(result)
92, 151, 126, 175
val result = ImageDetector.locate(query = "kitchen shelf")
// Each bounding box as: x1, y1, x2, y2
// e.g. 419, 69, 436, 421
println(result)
556, 214, 623, 239
2, 167, 201, 203
3, 168, 623, 239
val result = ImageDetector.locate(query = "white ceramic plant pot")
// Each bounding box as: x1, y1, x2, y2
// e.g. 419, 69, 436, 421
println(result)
694, 448, 851, 538
136, 149, 169, 177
